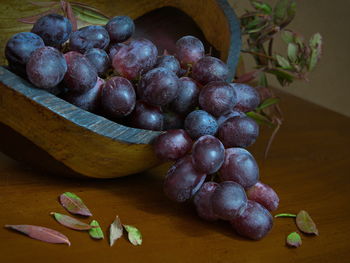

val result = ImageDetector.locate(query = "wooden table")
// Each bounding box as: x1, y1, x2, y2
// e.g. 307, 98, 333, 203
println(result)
1, 90, 349, 262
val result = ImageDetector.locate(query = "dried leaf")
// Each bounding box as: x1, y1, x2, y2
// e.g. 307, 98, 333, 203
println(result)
275, 213, 297, 218
89, 220, 104, 240
296, 210, 319, 235
18, 8, 60, 24
51, 212, 93, 230
124, 225, 142, 246
256, 97, 280, 111
59, 192, 92, 217
276, 54, 292, 70
286, 232, 302, 247
251, 1, 272, 14
109, 216, 123, 246
28, 1, 58, 7
287, 43, 298, 63
5, 224, 70, 246
235, 69, 263, 83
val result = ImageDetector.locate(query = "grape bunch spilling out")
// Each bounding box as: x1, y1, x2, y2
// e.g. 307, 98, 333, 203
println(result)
5, 12, 280, 240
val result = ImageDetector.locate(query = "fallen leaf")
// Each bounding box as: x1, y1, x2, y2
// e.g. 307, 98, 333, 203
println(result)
124, 225, 142, 246
89, 220, 104, 240
59, 192, 92, 217
109, 216, 123, 246
275, 213, 297, 218
286, 232, 302, 247
296, 210, 319, 235
51, 212, 93, 230
5, 224, 70, 246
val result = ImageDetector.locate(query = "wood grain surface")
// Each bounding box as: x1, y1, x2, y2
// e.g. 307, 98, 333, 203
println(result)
1, 90, 349, 262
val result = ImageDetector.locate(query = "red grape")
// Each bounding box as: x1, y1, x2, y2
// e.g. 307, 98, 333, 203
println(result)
246, 181, 279, 211
192, 56, 228, 85
193, 182, 219, 221
217, 110, 245, 126
170, 77, 199, 115
106, 16, 135, 43
184, 110, 218, 139
128, 101, 163, 131
175, 35, 204, 67
230, 83, 261, 112
107, 43, 126, 60
84, 48, 110, 77
155, 55, 181, 76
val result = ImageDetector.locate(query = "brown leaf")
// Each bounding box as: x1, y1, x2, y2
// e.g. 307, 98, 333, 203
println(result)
59, 192, 92, 217
5, 224, 70, 246
65, 2, 77, 31
18, 8, 60, 24
109, 216, 123, 246
235, 68, 264, 83
51, 212, 93, 230
296, 210, 319, 235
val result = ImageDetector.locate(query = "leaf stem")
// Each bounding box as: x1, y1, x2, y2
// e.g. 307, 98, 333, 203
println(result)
241, 49, 276, 61
275, 213, 297, 218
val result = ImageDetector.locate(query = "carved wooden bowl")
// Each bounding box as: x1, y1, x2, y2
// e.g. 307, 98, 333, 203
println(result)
0, 0, 241, 178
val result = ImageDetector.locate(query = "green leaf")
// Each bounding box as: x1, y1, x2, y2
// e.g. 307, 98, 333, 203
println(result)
309, 33, 322, 49
308, 48, 318, 71
275, 213, 297, 218
281, 30, 294, 44
89, 220, 104, 240
71, 5, 109, 25
296, 210, 319, 235
246, 111, 274, 127
258, 72, 268, 87
251, 1, 272, 14
267, 68, 294, 86
50, 212, 93, 230
257, 97, 280, 111
59, 192, 92, 217
124, 225, 142, 246
287, 43, 298, 63
286, 232, 302, 247
273, 0, 296, 26
276, 55, 292, 69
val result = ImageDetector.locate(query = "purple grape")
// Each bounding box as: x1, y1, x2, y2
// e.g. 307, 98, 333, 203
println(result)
153, 129, 192, 161
199, 81, 237, 117
246, 181, 279, 212
31, 14, 72, 47
84, 48, 110, 77
101, 77, 136, 118
230, 200, 273, 240
137, 67, 179, 106
106, 16, 135, 43
211, 181, 247, 220
184, 110, 218, 139
170, 77, 199, 115
230, 83, 261, 112
219, 148, 259, 189
191, 135, 225, 174
69, 25, 110, 53
218, 116, 259, 148
163, 112, 184, 130
107, 43, 126, 60
112, 38, 158, 80
63, 51, 98, 94
62, 77, 104, 112
155, 55, 181, 76
26, 47, 67, 90
128, 101, 163, 131
175, 36, 204, 67
164, 155, 206, 202
192, 56, 229, 85
193, 182, 219, 221
217, 110, 245, 126
5, 32, 45, 76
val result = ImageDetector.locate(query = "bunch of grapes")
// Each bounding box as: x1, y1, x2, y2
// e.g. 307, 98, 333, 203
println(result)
5, 12, 279, 240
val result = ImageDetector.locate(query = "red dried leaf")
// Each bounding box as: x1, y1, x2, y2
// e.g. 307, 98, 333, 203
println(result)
109, 216, 123, 246
51, 212, 93, 230
59, 192, 92, 217
70, 2, 111, 18
18, 8, 60, 24
5, 224, 70, 246
296, 210, 319, 235
235, 68, 264, 83
65, 2, 77, 31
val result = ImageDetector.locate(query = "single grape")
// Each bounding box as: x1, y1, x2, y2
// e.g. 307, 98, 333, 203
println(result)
153, 129, 192, 161
155, 55, 181, 76
107, 43, 126, 60
246, 181, 279, 212
191, 135, 225, 174
199, 81, 237, 117
101, 76, 136, 118
112, 38, 158, 80
84, 48, 110, 77
192, 56, 229, 85
62, 77, 104, 112
137, 67, 179, 106
128, 101, 163, 131
184, 110, 218, 139
211, 181, 247, 220
5, 32, 44, 77
175, 35, 204, 67
163, 112, 184, 130
170, 77, 199, 115
26, 47, 67, 90
218, 116, 259, 148
63, 51, 98, 94
217, 110, 245, 126
193, 182, 219, 221
106, 16, 135, 43
230, 83, 261, 112
219, 148, 259, 189
164, 155, 206, 202
31, 14, 72, 47
69, 25, 110, 53
230, 200, 273, 240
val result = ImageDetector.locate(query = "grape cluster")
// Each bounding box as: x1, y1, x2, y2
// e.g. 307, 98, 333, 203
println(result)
5, 12, 279, 241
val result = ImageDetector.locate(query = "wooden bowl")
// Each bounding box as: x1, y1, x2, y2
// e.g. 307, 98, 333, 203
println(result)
0, 0, 241, 178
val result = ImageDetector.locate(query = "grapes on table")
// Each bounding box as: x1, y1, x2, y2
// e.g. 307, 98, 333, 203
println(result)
246, 181, 279, 212
193, 182, 219, 221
